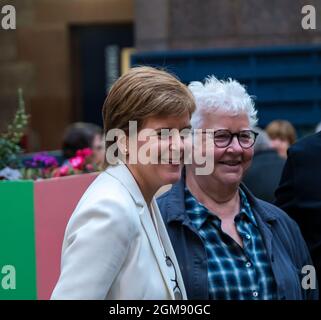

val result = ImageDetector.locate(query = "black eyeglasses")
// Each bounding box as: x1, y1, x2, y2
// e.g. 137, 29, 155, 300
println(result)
202, 129, 258, 149
165, 256, 183, 300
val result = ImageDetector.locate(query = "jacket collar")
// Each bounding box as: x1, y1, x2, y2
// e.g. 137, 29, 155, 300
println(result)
239, 183, 277, 224
164, 167, 278, 225
105, 162, 146, 208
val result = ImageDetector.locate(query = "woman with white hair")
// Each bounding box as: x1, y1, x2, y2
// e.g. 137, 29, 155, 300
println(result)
157, 76, 318, 300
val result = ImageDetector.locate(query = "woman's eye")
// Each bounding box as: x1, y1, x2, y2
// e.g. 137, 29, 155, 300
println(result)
215, 134, 230, 140
180, 129, 192, 139
239, 133, 251, 140
157, 131, 170, 139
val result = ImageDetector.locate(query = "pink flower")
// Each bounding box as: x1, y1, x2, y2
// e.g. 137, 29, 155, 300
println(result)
70, 156, 85, 170
76, 148, 93, 159
53, 165, 70, 177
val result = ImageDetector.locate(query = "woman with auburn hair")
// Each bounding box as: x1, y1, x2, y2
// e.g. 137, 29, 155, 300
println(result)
266, 120, 296, 159
51, 67, 195, 300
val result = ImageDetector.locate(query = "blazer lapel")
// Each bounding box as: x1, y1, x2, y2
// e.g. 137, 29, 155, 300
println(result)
139, 205, 176, 299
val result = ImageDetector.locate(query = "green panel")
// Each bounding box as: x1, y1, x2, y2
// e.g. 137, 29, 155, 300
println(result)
0, 181, 37, 299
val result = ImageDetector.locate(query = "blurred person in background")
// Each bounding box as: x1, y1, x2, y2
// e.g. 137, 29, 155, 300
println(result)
275, 131, 321, 293
62, 122, 104, 167
51, 66, 195, 300
158, 76, 317, 300
243, 127, 285, 203
266, 120, 296, 159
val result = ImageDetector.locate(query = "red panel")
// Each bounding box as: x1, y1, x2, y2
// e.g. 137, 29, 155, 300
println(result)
34, 173, 98, 300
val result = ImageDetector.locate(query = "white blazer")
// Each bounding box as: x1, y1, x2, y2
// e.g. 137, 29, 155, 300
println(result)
51, 163, 187, 300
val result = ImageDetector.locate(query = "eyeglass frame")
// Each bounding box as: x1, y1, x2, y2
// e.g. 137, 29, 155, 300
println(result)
198, 129, 259, 149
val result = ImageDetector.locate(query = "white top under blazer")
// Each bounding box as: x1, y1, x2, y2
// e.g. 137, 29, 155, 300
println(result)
51, 162, 187, 300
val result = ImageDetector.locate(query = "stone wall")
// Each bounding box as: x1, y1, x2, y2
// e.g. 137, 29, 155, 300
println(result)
135, 0, 321, 51
0, 0, 133, 151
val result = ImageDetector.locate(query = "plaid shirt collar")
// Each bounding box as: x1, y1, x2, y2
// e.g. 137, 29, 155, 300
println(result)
186, 187, 258, 230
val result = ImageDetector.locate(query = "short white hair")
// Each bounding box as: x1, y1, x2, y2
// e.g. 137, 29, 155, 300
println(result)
188, 76, 258, 128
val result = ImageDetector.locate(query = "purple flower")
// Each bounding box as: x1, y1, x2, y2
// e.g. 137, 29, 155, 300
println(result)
25, 153, 58, 169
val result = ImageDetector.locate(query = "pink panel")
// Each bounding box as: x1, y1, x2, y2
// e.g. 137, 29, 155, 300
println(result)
34, 173, 98, 300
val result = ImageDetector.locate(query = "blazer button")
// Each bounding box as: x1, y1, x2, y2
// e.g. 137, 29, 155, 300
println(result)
174, 288, 183, 300
166, 257, 173, 267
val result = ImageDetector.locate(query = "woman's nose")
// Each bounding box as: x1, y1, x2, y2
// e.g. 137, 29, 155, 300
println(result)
170, 131, 184, 151
227, 136, 243, 153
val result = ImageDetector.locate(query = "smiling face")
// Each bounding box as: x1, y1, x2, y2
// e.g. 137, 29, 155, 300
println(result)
194, 109, 254, 188
212, 111, 253, 186
127, 111, 192, 195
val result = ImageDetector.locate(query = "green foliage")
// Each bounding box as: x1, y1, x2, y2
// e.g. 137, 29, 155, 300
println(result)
2, 88, 29, 144
0, 88, 29, 170
0, 138, 22, 170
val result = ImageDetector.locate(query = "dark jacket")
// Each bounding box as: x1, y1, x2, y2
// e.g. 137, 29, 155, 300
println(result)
275, 132, 321, 290
157, 174, 318, 300
243, 149, 285, 203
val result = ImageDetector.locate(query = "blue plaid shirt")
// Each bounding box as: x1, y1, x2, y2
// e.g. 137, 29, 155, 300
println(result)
185, 187, 277, 300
